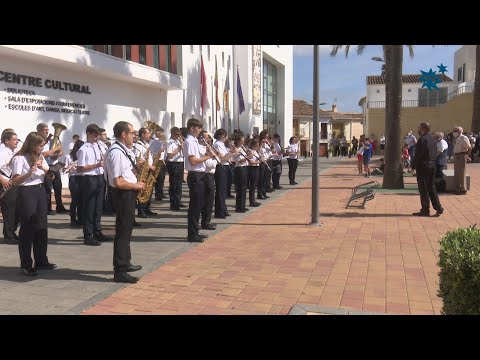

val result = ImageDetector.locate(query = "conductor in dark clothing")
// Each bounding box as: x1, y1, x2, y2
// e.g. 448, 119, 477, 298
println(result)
411, 122, 444, 217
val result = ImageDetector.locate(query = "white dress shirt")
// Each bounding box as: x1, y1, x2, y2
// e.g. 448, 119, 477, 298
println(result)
183, 134, 205, 172
77, 142, 104, 175
64, 155, 79, 177
287, 144, 299, 159
0, 146, 15, 181
104, 142, 138, 187
272, 142, 283, 161
167, 138, 184, 162
11, 154, 49, 186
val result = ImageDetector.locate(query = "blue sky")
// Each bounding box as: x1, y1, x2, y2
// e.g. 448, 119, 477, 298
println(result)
293, 45, 462, 113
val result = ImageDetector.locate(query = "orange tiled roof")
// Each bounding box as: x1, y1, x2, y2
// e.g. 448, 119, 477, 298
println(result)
367, 73, 453, 85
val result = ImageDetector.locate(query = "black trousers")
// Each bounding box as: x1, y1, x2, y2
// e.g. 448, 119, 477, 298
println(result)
266, 160, 273, 190
248, 166, 259, 205
201, 173, 215, 226
187, 172, 205, 238
288, 158, 298, 184
257, 163, 267, 196
167, 161, 184, 208
18, 185, 48, 269
81, 175, 104, 236
234, 166, 248, 211
1, 185, 19, 239
155, 162, 168, 197
416, 164, 442, 212
103, 181, 115, 214
112, 189, 136, 273
272, 160, 282, 188
226, 164, 234, 197
44, 169, 63, 211
214, 165, 228, 217
68, 176, 82, 223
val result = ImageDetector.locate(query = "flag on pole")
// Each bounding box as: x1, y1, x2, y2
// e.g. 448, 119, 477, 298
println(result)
200, 54, 207, 114
237, 68, 245, 115
224, 63, 230, 114
215, 55, 220, 112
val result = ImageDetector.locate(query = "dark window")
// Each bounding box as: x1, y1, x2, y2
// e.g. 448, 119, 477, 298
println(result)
139, 45, 146, 65
84, 45, 94, 50
458, 67, 463, 82
207, 45, 211, 61
153, 45, 160, 69
125, 45, 131, 61
222, 52, 224, 67
263, 59, 277, 134
321, 123, 328, 139
166, 45, 172, 72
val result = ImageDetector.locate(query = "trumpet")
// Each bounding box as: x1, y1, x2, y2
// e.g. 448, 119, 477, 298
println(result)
199, 135, 220, 163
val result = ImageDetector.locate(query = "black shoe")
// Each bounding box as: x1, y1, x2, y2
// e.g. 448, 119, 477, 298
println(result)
13, 233, 19, 240
21, 267, 38, 276
235, 209, 245, 213
126, 264, 142, 272
257, 195, 266, 200
70, 221, 82, 228
198, 233, 208, 239
94, 232, 112, 242
273, 186, 283, 190
294, 182, 298, 185
266, 189, 274, 193
412, 211, 430, 217
133, 220, 141, 227
225, 212, 231, 216
114, 272, 139, 284
290, 182, 295, 185
263, 195, 270, 199
145, 209, 158, 216
155, 196, 164, 201
202, 224, 217, 230
227, 195, 235, 199
56, 206, 69, 213
455, 190, 467, 195
137, 212, 149, 218
435, 207, 444, 216
250, 202, 261, 207
244, 208, 249, 211
170, 206, 180, 211
34, 262, 57, 270
214, 215, 226, 219
179, 203, 188, 208
47, 211, 56, 215
182, 179, 187, 183
84, 236, 102, 246
188, 235, 204, 243
3, 237, 17, 244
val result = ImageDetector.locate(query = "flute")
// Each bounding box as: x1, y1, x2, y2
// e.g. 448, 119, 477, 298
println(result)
200, 135, 220, 163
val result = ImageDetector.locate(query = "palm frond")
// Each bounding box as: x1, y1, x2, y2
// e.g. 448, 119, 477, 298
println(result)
330, 45, 344, 57
406, 45, 415, 58
357, 45, 367, 55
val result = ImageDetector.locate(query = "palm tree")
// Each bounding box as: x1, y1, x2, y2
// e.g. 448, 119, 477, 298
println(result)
471, 45, 480, 133
330, 45, 414, 189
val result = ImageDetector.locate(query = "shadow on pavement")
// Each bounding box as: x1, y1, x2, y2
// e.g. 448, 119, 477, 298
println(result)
0, 266, 113, 283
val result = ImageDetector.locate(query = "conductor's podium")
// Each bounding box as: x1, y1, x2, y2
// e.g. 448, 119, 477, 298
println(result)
442, 169, 470, 192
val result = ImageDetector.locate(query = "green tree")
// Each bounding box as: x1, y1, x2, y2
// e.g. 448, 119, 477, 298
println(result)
330, 45, 414, 189
471, 45, 480, 133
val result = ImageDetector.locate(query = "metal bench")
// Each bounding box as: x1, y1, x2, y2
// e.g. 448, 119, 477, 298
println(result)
345, 181, 381, 209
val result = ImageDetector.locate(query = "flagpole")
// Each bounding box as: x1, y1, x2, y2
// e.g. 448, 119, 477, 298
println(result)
237, 65, 240, 132
211, 75, 214, 131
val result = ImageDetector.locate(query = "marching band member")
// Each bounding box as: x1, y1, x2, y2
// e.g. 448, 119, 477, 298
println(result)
166, 127, 185, 211
257, 133, 269, 200
183, 118, 214, 242
213, 129, 234, 219
287, 136, 300, 185
271, 133, 283, 189
150, 126, 168, 201
104, 121, 145, 284
134, 127, 156, 218
225, 137, 235, 199
11, 132, 56, 276
0, 131, 20, 244
63, 140, 84, 227
247, 140, 262, 207
98, 130, 114, 215
199, 131, 217, 230
233, 134, 251, 213
37, 123, 68, 215
76, 124, 111, 246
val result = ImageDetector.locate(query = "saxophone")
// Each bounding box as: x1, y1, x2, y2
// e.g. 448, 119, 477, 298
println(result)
136, 147, 151, 204
137, 145, 165, 204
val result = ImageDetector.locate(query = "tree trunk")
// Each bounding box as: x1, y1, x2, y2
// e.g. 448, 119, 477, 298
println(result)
471, 45, 480, 133
382, 45, 404, 189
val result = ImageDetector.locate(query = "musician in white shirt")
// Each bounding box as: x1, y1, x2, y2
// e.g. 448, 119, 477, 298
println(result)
286, 136, 300, 185
166, 127, 185, 211
247, 139, 262, 208
11, 132, 56, 276
149, 127, 168, 200
133, 127, 156, 218
271, 133, 283, 190
63, 140, 84, 227
0, 130, 20, 243
199, 131, 217, 230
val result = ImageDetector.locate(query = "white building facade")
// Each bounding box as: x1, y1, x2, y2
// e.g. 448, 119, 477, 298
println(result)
0, 45, 293, 186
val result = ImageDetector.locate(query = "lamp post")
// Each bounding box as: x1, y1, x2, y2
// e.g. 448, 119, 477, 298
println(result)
312, 45, 320, 225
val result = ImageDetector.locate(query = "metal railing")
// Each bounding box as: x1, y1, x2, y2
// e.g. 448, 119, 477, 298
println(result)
367, 85, 474, 109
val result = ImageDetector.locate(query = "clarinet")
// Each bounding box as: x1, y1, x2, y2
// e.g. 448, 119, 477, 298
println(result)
200, 135, 220, 163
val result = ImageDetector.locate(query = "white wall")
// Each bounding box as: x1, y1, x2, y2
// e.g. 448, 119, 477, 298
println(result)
180, 45, 233, 133
0, 47, 177, 187
367, 82, 452, 103
454, 45, 476, 83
